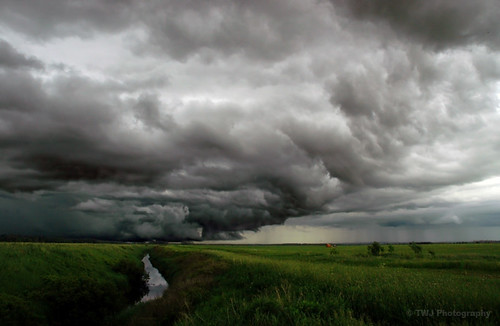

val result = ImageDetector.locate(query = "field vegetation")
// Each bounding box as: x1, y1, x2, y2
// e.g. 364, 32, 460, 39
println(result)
0, 242, 148, 326
141, 243, 500, 325
1, 242, 498, 325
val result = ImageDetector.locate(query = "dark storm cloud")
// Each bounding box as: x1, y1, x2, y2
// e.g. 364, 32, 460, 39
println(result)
335, 0, 500, 50
0, 0, 138, 39
0, 0, 335, 62
0, 43, 315, 238
134, 0, 336, 61
2, 1, 499, 53
0, 1, 499, 241
0, 39, 44, 70
0, 64, 162, 190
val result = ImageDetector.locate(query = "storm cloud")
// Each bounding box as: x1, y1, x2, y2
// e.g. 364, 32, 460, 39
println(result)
0, 0, 499, 242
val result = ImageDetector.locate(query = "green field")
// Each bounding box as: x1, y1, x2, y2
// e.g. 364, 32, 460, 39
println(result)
131, 243, 500, 325
1, 242, 499, 325
0, 242, 149, 326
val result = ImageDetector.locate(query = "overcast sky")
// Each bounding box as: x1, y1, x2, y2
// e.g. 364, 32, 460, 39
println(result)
1, 0, 499, 243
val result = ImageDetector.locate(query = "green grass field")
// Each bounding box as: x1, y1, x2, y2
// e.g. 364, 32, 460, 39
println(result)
0, 242, 149, 326
143, 243, 500, 326
1, 242, 499, 325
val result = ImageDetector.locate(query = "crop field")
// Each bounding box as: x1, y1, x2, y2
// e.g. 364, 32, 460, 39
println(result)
1, 242, 499, 325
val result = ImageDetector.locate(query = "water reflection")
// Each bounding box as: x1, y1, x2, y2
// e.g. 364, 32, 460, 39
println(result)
140, 254, 168, 302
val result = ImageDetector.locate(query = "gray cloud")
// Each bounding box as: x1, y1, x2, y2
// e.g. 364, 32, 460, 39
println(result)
0, 39, 44, 70
0, 1, 499, 241
334, 0, 500, 50
134, 0, 338, 61
0, 0, 138, 39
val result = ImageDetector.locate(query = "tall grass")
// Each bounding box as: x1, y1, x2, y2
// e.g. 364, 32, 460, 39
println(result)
147, 244, 500, 325
0, 242, 149, 326
1, 242, 498, 325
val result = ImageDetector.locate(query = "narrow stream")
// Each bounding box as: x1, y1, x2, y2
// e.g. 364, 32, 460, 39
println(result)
140, 254, 168, 302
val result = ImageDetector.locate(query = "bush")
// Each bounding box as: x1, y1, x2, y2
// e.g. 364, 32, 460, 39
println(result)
367, 242, 383, 256
388, 245, 395, 253
409, 242, 422, 255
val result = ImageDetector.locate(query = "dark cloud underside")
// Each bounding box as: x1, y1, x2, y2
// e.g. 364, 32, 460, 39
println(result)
0, 0, 499, 241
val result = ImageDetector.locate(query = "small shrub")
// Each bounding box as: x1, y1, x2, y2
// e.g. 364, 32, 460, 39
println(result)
388, 245, 394, 253
428, 250, 435, 257
409, 242, 422, 255
367, 242, 383, 256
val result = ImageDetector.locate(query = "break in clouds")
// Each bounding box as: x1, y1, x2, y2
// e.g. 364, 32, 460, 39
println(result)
0, 0, 499, 241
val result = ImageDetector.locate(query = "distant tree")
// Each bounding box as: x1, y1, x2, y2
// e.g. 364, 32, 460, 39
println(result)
367, 241, 383, 256
409, 242, 422, 255
388, 245, 395, 253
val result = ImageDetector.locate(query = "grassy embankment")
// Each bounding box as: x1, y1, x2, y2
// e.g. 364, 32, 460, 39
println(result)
127, 243, 500, 326
0, 242, 149, 326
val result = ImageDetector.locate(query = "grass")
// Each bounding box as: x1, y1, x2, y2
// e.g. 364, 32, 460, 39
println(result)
0, 242, 149, 326
117, 246, 228, 326
1, 242, 499, 325
140, 243, 500, 325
